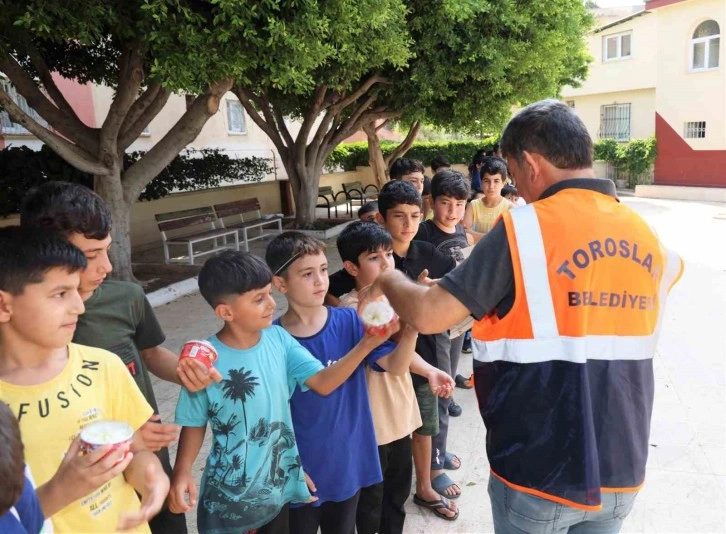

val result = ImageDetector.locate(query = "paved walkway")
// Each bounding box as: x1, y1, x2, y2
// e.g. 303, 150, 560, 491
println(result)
151, 196, 726, 533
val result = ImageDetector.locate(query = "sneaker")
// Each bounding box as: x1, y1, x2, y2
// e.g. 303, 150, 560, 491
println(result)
461, 344, 472, 354
448, 400, 462, 417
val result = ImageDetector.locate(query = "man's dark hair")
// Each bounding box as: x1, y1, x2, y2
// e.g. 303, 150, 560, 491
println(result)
20, 181, 112, 240
430, 155, 451, 172
377, 180, 422, 219
265, 231, 326, 278
337, 221, 393, 265
501, 184, 518, 198
481, 156, 508, 181
0, 226, 87, 296
500, 99, 593, 169
357, 201, 378, 219
198, 251, 272, 308
389, 157, 425, 180
0, 402, 25, 516
431, 169, 471, 201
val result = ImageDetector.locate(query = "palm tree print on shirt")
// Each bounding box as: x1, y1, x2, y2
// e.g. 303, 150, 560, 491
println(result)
222, 368, 259, 487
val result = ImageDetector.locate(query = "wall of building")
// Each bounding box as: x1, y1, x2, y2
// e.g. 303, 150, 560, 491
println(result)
562, 12, 657, 98
654, 0, 725, 150
565, 88, 656, 142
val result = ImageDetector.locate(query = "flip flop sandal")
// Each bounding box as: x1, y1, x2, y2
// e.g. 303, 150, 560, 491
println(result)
455, 374, 473, 389
444, 451, 461, 470
413, 493, 459, 521
431, 472, 461, 499
448, 400, 463, 417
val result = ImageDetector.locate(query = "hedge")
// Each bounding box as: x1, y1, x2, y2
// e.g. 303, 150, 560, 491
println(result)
0, 145, 273, 217
593, 136, 657, 187
325, 137, 500, 172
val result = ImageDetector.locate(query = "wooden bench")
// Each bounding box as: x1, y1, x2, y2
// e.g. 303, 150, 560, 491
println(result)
213, 198, 283, 251
156, 207, 239, 265
317, 186, 352, 218
342, 181, 379, 207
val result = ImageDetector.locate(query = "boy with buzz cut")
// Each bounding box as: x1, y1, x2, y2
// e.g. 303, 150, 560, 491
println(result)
0, 227, 169, 533
266, 232, 418, 534
336, 221, 456, 532
21, 182, 217, 533
374, 180, 463, 512
415, 169, 472, 418
170, 250, 398, 534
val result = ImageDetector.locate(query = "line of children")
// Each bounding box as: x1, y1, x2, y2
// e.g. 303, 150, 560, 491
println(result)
0, 227, 169, 533
335, 221, 456, 532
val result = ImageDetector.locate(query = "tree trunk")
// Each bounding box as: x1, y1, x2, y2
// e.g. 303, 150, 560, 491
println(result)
363, 122, 388, 188
285, 160, 323, 228
95, 171, 136, 283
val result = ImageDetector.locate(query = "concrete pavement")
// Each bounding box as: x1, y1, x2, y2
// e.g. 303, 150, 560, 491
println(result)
151, 196, 726, 533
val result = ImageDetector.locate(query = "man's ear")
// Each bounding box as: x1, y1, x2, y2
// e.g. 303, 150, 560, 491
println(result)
342, 260, 360, 277
522, 150, 542, 181
0, 291, 12, 323
271, 274, 287, 294
214, 302, 233, 322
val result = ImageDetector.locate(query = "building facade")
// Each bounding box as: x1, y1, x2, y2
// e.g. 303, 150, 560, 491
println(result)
562, 0, 725, 187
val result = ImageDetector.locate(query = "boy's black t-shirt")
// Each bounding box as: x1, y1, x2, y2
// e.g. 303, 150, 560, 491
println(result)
394, 240, 457, 386
328, 268, 356, 298
415, 220, 469, 263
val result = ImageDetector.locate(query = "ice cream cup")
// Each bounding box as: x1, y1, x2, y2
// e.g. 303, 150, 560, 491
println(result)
79, 421, 134, 454
360, 299, 397, 336
179, 339, 218, 369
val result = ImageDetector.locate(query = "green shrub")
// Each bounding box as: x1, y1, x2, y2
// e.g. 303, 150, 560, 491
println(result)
616, 137, 657, 186
593, 138, 619, 163
0, 146, 273, 217
325, 137, 500, 172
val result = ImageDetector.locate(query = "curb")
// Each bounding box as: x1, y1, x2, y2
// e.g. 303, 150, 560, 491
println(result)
147, 276, 199, 308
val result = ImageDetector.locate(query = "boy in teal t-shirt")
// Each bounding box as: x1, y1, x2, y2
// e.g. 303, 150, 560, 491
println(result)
170, 251, 399, 533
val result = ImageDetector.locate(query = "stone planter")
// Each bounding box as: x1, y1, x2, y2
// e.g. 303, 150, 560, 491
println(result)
615, 178, 627, 189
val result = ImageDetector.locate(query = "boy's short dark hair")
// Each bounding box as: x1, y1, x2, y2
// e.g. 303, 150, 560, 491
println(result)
502, 184, 519, 197
430, 155, 451, 172
198, 250, 272, 308
337, 221, 393, 265
357, 201, 378, 219
431, 169, 471, 201
0, 226, 87, 296
389, 157, 425, 180
481, 156, 508, 181
265, 231, 327, 278
20, 181, 112, 240
377, 180, 422, 219
0, 402, 24, 516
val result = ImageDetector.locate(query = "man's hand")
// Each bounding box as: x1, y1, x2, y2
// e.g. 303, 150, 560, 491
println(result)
38, 437, 133, 518
139, 415, 180, 452
427, 368, 455, 398
176, 358, 222, 393
117, 463, 170, 531
168, 469, 197, 514
303, 471, 319, 503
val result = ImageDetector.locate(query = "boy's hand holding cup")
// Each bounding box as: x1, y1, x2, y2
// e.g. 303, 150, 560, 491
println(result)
177, 340, 223, 392
359, 296, 400, 346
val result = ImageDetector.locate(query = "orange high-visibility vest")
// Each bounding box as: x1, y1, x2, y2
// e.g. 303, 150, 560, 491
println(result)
472, 188, 683, 511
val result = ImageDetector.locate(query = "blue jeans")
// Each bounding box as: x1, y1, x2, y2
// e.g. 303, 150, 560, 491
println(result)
488, 475, 638, 534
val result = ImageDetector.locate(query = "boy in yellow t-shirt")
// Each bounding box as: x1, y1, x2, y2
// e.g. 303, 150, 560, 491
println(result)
463, 157, 513, 242
0, 227, 169, 533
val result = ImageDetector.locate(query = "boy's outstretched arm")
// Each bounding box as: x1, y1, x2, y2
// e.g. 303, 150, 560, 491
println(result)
169, 426, 206, 514
117, 435, 170, 531
409, 353, 454, 398
305, 322, 399, 396
374, 324, 418, 376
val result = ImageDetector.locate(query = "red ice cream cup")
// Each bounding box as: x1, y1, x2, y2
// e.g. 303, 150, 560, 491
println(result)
79, 420, 134, 455
179, 339, 218, 369
360, 299, 397, 336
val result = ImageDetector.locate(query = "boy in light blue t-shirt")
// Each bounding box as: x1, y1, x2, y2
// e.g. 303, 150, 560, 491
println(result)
169, 251, 397, 534
266, 232, 418, 534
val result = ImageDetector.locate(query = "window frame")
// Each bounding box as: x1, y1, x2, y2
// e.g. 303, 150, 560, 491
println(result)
0, 77, 48, 135
683, 121, 707, 139
689, 20, 720, 72
599, 103, 631, 142
602, 31, 633, 62
226, 99, 247, 135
